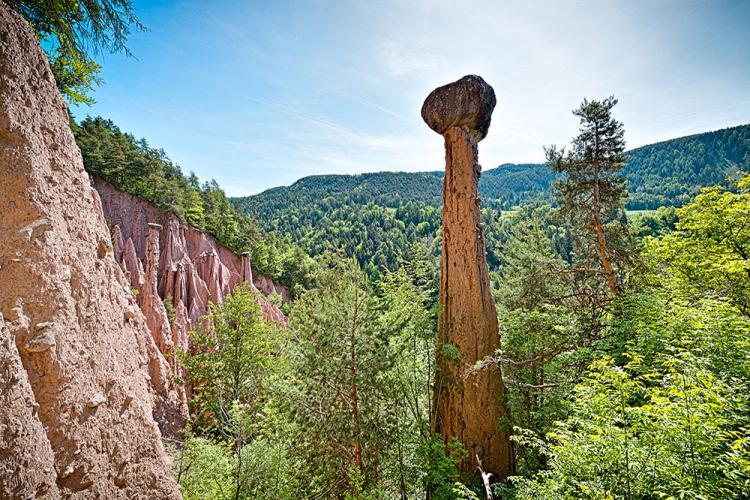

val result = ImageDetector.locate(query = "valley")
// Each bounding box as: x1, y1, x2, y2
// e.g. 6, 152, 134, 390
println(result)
1, 1, 749, 499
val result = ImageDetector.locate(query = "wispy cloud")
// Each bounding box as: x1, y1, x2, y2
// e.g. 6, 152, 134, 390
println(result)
378, 39, 445, 79
335, 91, 418, 125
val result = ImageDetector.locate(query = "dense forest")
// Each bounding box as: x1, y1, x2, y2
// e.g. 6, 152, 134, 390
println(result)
479, 163, 555, 208
69, 111, 749, 500
174, 99, 750, 499
173, 172, 750, 499
233, 124, 749, 280
72, 116, 318, 292
238, 124, 750, 218
625, 124, 750, 208
229, 172, 443, 280
241, 171, 444, 221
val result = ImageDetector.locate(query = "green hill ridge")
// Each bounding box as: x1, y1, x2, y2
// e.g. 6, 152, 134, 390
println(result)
236, 123, 750, 215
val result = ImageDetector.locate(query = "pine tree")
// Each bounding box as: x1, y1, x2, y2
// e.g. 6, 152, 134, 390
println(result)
379, 253, 438, 498
16, 0, 144, 104
546, 96, 631, 294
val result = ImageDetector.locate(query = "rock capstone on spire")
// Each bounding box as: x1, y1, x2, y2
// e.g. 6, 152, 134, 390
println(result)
421, 74, 497, 140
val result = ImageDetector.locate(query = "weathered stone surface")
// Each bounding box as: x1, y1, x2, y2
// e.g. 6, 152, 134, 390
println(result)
0, 4, 179, 497
94, 176, 291, 308
86, 393, 108, 408
424, 77, 513, 482
0, 314, 60, 498
421, 75, 497, 140
23, 327, 56, 353
121, 235, 145, 292
241, 252, 254, 284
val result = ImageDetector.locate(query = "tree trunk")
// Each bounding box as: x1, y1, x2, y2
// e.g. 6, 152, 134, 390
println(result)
351, 376, 363, 470
350, 285, 363, 471
432, 126, 514, 481
592, 156, 618, 294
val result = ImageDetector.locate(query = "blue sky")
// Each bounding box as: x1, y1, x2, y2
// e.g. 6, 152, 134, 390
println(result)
83, 0, 750, 196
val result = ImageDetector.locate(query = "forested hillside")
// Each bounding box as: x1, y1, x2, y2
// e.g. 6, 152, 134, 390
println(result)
73, 116, 747, 285
479, 163, 555, 208
244, 171, 443, 221
65, 110, 750, 500
233, 124, 749, 278
7, 0, 750, 497
233, 172, 446, 280
239, 125, 749, 215
176, 171, 750, 500
626, 124, 750, 208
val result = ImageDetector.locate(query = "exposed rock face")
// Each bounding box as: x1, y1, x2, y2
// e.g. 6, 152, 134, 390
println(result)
142, 224, 174, 355
0, 4, 179, 497
0, 314, 59, 498
423, 76, 514, 481
92, 176, 288, 428
94, 176, 288, 325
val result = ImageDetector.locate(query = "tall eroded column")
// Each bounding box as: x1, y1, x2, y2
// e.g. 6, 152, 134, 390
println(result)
141, 223, 173, 354
422, 75, 513, 481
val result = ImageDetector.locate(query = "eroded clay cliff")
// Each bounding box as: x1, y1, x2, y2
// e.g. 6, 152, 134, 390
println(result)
94, 176, 289, 324
93, 176, 287, 433
0, 4, 179, 498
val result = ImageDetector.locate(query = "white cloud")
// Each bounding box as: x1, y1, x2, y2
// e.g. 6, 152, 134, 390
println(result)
378, 39, 445, 79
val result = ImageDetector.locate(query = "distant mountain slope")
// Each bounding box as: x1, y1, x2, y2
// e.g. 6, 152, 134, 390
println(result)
236, 124, 750, 217
232, 172, 443, 280
479, 163, 556, 208
241, 171, 444, 223
624, 124, 750, 208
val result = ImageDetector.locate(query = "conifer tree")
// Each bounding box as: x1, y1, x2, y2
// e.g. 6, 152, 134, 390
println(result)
179, 284, 279, 499
546, 96, 631, 294
15, 0, 144, 104
279, 259, 397, 497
